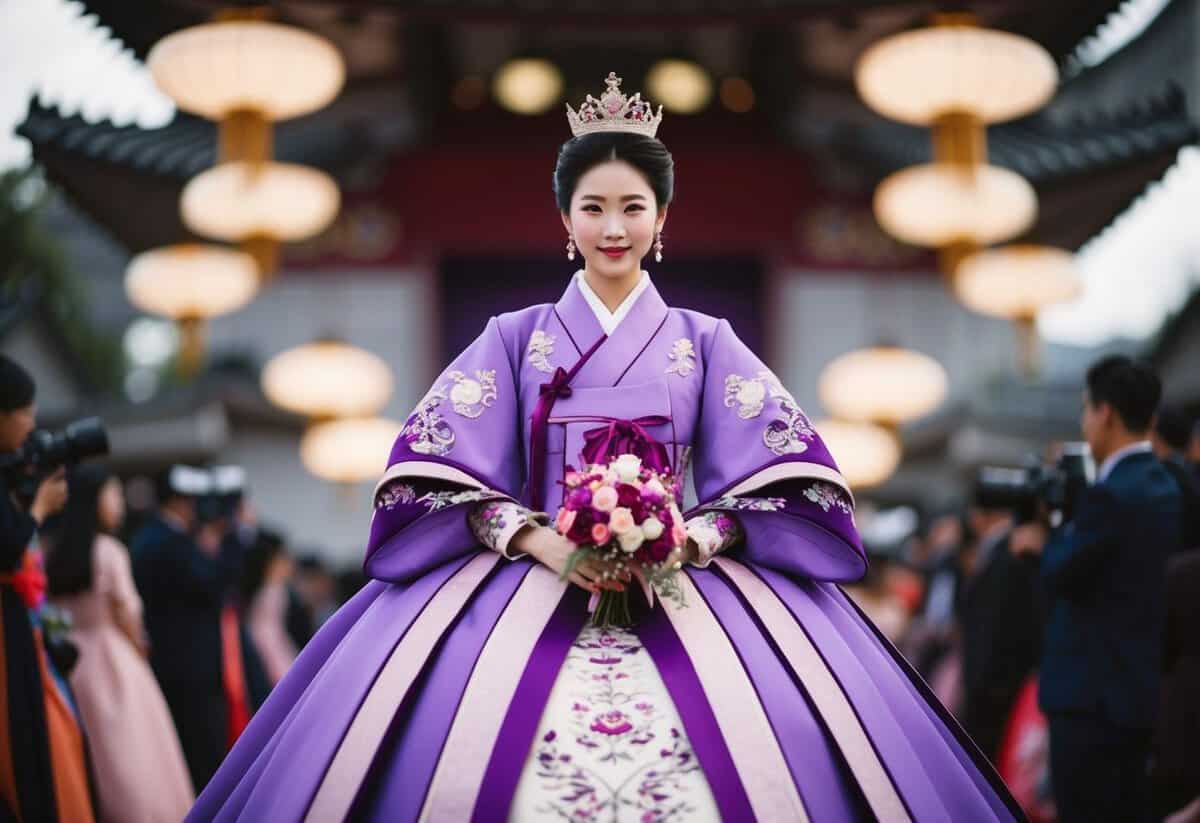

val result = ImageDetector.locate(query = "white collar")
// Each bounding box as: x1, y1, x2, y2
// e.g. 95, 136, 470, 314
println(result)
1097, 440, 1153, 483
574, 270, 650, 335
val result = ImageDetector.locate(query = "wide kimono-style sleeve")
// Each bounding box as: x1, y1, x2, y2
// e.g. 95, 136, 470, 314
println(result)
688, 319, 867, 582
364, 316, 526, 583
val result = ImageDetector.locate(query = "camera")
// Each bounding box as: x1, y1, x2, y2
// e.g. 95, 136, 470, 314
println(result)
975, 442, 1093, 524
0, 417, 110, 502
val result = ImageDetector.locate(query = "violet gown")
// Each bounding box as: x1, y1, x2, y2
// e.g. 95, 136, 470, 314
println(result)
189, 274, 1023, 822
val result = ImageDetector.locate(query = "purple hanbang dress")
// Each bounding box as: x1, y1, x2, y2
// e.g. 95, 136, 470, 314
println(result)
189, 276, 1023, 822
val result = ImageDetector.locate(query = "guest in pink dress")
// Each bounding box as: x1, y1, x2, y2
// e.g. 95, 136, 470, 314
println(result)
45, 466, 194, 823
241, 529, 298, 686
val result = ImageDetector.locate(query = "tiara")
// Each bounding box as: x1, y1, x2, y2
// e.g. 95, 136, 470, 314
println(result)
565, 72, 663, 138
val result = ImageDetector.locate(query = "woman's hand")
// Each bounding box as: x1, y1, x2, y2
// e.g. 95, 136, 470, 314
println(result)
513, 525, 630, 594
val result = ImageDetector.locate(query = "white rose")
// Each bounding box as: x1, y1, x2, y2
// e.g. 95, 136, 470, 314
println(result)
450, 378, 483, 406
613, 454, 642, 482
641, 516, 664, 540
608, 507, 635, 534
645, 477, 666, 496
617, 526, 645, 553
736, 380, 766, 407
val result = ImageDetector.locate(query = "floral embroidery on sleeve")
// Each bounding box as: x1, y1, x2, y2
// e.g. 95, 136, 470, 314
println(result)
446, 369, 498, 418
527, 330, 556, 373
399, 387, 456, 456
723, 371, 816, 456
376, 481, 417, 510
802, 482, 853, 515
469, 499, 549, 559
685, 510, 743, 568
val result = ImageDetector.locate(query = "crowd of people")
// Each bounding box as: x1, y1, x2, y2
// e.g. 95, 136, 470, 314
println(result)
0, 354, 361, 823
847, 356, 1200, 823
3, 347, 1199, 821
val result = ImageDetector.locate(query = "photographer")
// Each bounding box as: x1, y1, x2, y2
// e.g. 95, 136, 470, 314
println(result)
1011, 355, 1182, 823
0, 354, 93, 823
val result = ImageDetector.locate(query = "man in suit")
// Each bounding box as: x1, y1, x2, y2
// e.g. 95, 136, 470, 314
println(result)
1012, 355, 1182, 823
959, 499, 1042, 763
131, 467, 238, 793
1151, 406, 1200, 552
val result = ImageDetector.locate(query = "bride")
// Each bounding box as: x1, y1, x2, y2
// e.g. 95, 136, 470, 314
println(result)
190, 72, 1021, 822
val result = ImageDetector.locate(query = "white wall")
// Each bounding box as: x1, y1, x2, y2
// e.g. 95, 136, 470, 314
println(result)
204, 266, 438, 566
765, 268, 1021, 416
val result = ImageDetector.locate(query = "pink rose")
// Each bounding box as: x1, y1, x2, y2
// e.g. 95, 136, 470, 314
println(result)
556, 507, 577, 534
592, 485, 619, 512
591, 523, 611, 545
671, 524, 688, 548
608, 507, 635, 534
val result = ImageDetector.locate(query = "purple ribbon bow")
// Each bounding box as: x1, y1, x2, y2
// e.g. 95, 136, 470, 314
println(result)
528, 336, 607, 511
580, 416, 672, 475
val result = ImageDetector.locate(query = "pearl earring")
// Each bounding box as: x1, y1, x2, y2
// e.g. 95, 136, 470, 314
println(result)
654, 232, 664, 263
566, 236, 576, 261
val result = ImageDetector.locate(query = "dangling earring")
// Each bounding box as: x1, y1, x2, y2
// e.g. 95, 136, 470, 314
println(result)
566, 235, 576, 261
654, 232, 664, 263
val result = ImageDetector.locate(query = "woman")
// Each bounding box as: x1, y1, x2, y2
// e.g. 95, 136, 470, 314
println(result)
192, 73, 1021, 821
46, 466, 194, 823
241, 529, 298, 686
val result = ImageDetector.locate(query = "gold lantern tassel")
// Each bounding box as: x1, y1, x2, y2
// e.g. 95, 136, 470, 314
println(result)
176, 316, 206, 378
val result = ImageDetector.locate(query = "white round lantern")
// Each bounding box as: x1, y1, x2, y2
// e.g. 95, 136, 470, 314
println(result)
492, 58, 563, 115
300, 417, 403, 483
874, 163, 1037, 247
646, 59, 712, 113
181, 162, 341, 242
819, 347, 948, 426
814, 419, 902, 489
125, 244, 258, 319
148, 21, 344, 120
954, 245, 1081, 319
262, 340, 394, 419
855, 23, 1057, 126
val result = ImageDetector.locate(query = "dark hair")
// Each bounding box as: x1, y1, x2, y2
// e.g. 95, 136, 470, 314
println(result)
0, 354, 35, 412
45, 464, 112, 596
553, 132, 674, 212
1085, 355, 1161, 434
1155, 405, 1193, 452
240, 528, 288, 603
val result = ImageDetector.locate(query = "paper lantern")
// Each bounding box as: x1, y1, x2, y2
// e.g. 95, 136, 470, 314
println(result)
262, 340, 393, 419
300, 417, 402, 483
874, 163, 1037, 248
954, 245, 1081, 319
493, 58, 563, 115
819, 347, 948, 426
647, 59, 712, 114
125, 244, 257, 319
814, 419, 902, 489
855, 22, 1057, 126
148, 21, 344, 121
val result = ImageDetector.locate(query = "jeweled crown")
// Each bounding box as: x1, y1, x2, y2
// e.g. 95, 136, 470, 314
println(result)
565, 72, 663, 138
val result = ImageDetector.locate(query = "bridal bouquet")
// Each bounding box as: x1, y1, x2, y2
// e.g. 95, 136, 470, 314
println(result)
554, 453, 688, 627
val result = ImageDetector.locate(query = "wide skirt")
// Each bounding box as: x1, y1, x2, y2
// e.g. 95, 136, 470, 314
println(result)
188, 552, 1023, 822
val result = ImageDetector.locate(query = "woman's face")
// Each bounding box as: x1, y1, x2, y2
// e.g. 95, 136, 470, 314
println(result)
561, 160, 667, 281
97, 477, 125, 533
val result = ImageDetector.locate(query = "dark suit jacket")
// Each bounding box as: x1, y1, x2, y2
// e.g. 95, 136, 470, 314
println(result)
961, 531, 1043, 702
131, 516, 237, 788
1039, 451, 1182, 729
